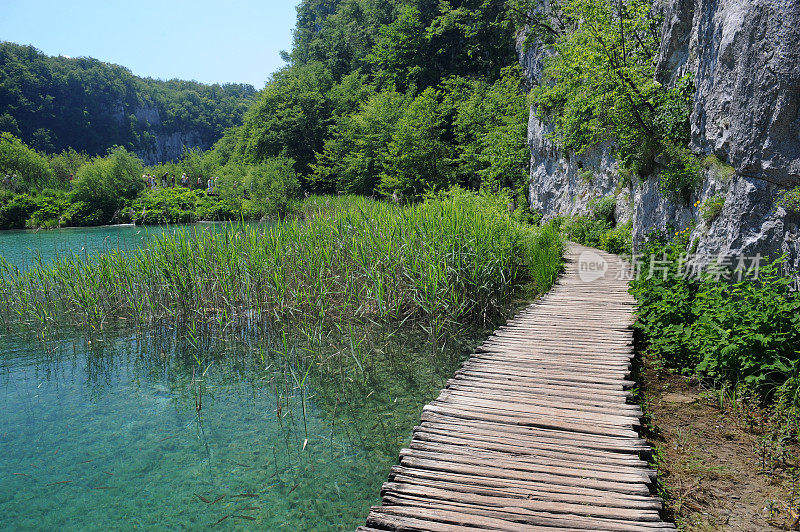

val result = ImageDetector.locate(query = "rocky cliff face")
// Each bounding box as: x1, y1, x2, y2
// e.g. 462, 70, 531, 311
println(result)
658, 0, 800, 187
137, 128, 207, 166
520, 0, 800, 275
113, 104, 209, 165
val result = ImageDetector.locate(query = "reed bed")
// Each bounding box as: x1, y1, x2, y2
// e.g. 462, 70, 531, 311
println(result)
0, 192, 563, 331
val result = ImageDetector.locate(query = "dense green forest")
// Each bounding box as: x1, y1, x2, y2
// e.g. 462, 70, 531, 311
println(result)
0, 0, 696, 229
0, 41, 256, 158
0, 0, 540, 229
213, 0, 533, 199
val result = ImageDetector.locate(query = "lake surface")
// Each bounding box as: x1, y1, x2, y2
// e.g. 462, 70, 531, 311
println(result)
0, 321, 474, 530
0, 223, 238, 271
0, 224, 481, 530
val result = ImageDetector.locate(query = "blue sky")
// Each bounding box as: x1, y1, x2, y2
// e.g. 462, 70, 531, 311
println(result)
0, 0, 301, 89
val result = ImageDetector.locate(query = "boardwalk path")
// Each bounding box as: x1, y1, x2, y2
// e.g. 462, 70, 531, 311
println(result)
360, 243, 675, 531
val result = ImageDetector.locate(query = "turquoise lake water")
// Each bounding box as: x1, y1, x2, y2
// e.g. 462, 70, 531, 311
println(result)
0, 223, 236, 271
0, 225, 478, 530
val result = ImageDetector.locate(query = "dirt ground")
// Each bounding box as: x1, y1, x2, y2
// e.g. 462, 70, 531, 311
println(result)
639, 356, 800, 531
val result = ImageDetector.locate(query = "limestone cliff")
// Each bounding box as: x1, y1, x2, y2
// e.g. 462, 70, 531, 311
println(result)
122, 104, 209, 165
520, 0, 800, 274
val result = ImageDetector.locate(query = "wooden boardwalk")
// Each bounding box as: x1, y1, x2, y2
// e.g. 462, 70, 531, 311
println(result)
359, 243, 675, 531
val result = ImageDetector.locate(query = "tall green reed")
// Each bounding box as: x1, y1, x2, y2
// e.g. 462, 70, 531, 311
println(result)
0, 192, 563, 333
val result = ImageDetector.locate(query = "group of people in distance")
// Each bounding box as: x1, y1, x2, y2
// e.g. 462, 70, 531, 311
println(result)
2, 173, 16, 188
143, 172, 219, 195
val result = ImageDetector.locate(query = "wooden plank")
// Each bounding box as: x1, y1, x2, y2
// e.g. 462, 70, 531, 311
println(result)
418, 412, 650, 452
454, 368, 636, 390
399, 448, 654, 484
388, 468, 663, 509
399, 456, 652, 496
403, 442, 655, 482
411, 429, 649, 468
374, 501, 674, 531
360, 243, 675, 531
381, 482, 663, 521
421, 403, 641, 438
440, 389, 642, 418
430, 395, 640, 428
451, 375, 633, 400
389, 466, 662, 510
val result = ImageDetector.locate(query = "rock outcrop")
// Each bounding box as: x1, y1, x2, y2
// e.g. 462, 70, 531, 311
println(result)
127, 105, 208, 165
658, 0, 800, 187
520, 0, 800, 276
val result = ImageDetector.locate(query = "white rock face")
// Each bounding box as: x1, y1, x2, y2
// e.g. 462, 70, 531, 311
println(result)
138, 130, 205, 166
658, 0, 800, 187
520, 0, 800, 273
134, 105, 161, 126
129, 105, 208, 164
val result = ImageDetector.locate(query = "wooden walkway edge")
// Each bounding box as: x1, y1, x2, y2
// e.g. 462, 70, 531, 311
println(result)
359, 243, 675, 531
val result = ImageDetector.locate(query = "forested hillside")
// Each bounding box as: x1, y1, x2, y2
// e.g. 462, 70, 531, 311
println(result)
0, 42, 256, 161
212, 0, 534, 200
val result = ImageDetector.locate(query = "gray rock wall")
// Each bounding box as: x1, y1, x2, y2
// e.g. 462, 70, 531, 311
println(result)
109, 102, 208, 164
138, 130, 206, 166
658, 0, 800, 187
520, 0, 799, 274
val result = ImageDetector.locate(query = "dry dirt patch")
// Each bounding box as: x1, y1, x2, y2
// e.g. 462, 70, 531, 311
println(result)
640, 358, 799, 531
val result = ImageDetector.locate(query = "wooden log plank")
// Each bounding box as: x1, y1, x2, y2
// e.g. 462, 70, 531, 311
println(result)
389, 466, 662, 510
450, 375, 633, 400
381, 482, 663, 522
440, 390, 642, 419
411, 429, 649, 467
430, 395, 640, 429
400, 448, 654, 484
399, 456, 653, 496
360, 243, 674, 531
419, 412, 650, 452
388, 468, 663, 509
403, 441, 656, 482
375, 500, 674, 531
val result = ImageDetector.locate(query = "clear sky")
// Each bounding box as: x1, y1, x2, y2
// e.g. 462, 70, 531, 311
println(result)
0, 0, 301, 89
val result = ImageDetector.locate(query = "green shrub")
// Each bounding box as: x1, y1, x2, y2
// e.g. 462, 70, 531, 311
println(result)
131, 188, 200, 225
0, 132, 55, 192
25, 189, 71, 229
49, 148, 90, 184
631, 235, 800, 403
72, 146, 144, 223
0, 188, 13, 206
61, 201, 104, 227
658, 142, 702, 201
195, 193, 241, 222
599, 221, 633, 255
512, 207, 543, 226
244, 156, 300, 219
700, 194, 726, 222
0, 193, 38, 229
589, 195, 616, 225
777, 186, 800, 213
702, 154, 736, 182
557, 215, 611, 248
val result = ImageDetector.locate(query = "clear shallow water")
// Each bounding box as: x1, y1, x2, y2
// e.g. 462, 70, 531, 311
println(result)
0, 222, 485, 529
0, 323, 473, 530
0, 223, 245, 271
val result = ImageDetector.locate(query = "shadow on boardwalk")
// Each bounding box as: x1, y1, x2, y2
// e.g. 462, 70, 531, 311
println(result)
360, 243, 676, 531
